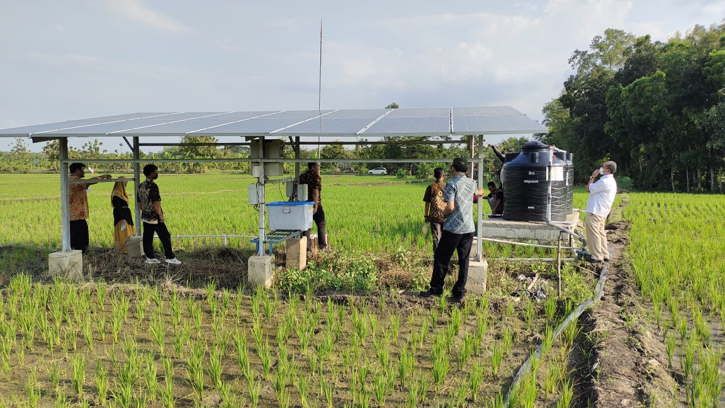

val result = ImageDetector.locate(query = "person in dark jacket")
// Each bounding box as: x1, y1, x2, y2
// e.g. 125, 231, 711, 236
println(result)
299, 162, 327, 250
111, 181, 135, 252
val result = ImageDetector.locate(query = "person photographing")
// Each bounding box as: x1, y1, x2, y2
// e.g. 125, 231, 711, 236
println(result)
584, 161, 618, 263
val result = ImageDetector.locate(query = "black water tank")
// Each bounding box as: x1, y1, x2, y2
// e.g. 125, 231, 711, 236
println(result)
501, 141, 573, 221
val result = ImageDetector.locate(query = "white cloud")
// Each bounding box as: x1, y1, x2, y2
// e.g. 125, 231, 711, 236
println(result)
105, 0, 188, 32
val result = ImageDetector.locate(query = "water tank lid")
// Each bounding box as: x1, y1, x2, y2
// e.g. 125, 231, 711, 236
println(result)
521, 140, 549, 152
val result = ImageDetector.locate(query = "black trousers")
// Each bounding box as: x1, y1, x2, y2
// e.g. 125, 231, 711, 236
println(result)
429, 222, 443, 252
142, 222, 175, 259
70, 220, 89, 253
305, 204, 327, 249
429, 230, 474, 297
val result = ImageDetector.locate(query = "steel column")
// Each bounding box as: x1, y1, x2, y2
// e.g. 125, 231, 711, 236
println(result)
59, 138, 70, 251
132, 137, 141, 236
477, 134, 485, 262
294, 136, 301, 198
257, 137, 266, 256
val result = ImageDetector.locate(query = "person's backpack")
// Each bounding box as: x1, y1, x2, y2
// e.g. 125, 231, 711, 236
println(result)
428, 184, 446, 222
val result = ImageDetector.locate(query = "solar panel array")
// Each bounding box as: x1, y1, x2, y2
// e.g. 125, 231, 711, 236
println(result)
0, 107, 546, 138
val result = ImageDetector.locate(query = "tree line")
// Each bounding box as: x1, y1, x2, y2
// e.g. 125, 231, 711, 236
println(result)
541, 24, 724, 192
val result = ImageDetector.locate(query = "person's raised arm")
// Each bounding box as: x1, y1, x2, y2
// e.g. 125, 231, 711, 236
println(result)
489, 144, 505, 163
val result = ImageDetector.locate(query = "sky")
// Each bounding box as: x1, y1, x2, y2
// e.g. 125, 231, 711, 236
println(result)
0, 0, 722, 151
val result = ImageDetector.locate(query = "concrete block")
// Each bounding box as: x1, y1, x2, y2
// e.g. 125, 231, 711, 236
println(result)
48, 250, 83, 281
467, 259, 488, 295
248, 255, 275, 288
126, 236, 144, 259
286, 236, 307, 270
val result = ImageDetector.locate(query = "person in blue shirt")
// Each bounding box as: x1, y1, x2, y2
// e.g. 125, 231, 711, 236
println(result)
420, 158, 482, 303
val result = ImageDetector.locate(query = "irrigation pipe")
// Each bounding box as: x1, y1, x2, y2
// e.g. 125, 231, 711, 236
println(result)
503, 264, 609, 406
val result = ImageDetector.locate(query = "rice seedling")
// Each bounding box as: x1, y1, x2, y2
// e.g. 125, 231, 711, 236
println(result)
187, 341, 205, 403
468, 363, 485, 403
25, 368, 40, 408
398, 346, 414, 386
320, 376, 334, 408
491, 343, 504, 377
81, 314, 94, 351
665, 331, 676, 368
247, 373, 262, 408
544, 296, 557, 323
134, 288, 150, 322
431, 342, 450, 391
150, 313, 166, 355
208, 345, 224, 391
556, 379, 574, 408
173, 323, 191, 358
71, 354, 85, 400
258, 339, 273, 380
373, 371, 390, 406
160, 358, 175, 408
295, 374, 310, 408
143, 353, 159, 401
95, 364, 109, 406
457, 332, 475, 368
169, 292, 182, 329
523, 299, 536, 332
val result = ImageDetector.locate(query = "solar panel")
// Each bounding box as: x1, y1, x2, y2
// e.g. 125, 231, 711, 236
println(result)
0, 107, 546, 138
364, 108, 450, 136
0, 112, 168, 137
273, 109, 386, 135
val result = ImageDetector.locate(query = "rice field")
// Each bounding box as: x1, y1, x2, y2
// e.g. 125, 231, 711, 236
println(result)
625, 193, 724, 405
0, 173, 589, 255
0, 174, 722, 407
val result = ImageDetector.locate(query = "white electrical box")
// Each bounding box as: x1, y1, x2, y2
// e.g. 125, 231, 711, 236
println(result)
250, 139, 284, 177
247, 184, 264, 205
267, 201, 314, 231
286, 182, 308, 201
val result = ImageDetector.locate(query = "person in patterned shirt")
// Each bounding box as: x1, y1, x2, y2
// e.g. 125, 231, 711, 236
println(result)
420, 158, 483, 303
68, 162, 110, 253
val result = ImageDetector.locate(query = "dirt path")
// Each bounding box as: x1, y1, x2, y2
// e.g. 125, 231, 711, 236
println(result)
587, 220, 682, 407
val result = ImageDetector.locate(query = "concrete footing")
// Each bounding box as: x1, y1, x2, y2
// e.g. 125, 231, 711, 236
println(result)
467, 259, 488, 294
248, 255, 274, 288
48, 250, 83, 281
126, 236, 144, 259
286, 236, 307, 270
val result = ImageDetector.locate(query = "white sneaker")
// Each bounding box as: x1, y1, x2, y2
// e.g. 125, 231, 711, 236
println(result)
145, 257, 161, 265
165, 258, 182, 265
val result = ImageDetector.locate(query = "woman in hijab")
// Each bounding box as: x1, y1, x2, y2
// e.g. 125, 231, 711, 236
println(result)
112, 180, 135, 251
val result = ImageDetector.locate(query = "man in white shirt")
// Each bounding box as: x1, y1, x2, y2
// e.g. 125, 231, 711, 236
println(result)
585, 161, 618, 263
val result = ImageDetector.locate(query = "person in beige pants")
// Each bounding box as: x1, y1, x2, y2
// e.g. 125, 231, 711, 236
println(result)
585, 161, 618, 263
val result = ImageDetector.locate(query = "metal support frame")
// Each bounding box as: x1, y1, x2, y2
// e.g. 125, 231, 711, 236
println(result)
59, 158, 469, 164
138, 140, 468, 147
59, 138, 71, 252
294, 136, 300, 198
256, 137, 266, 256
477, 135, 485, 262
132, 137, 141, 236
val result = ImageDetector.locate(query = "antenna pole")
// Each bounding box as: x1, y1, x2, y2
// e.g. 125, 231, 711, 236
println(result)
317, 18, 323, 160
